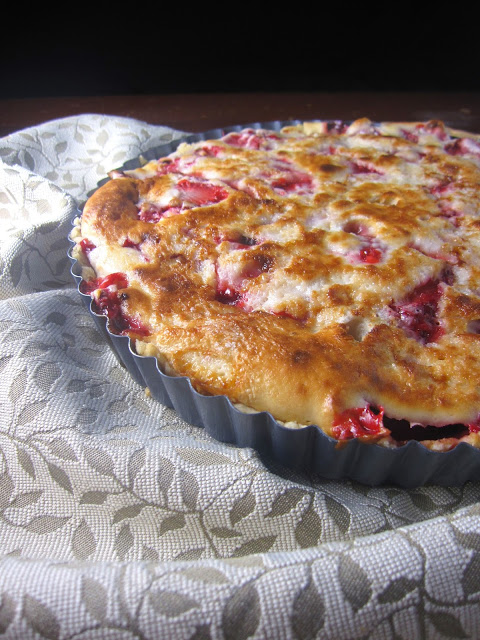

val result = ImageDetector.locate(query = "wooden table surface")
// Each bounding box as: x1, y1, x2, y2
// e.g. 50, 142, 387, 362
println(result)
1, 92, 480, 138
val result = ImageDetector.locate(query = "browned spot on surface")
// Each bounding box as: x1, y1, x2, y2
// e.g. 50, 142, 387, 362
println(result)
328, 285, 353, 306
292, 350, 312, 365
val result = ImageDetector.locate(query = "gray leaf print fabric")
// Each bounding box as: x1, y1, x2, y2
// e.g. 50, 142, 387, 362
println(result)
0, 115, 479, 639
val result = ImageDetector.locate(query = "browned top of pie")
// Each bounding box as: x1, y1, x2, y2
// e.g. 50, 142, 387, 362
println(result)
74, 118, 480, 450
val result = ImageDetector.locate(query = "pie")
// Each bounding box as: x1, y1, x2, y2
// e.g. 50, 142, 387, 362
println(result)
72, 118, 480, 452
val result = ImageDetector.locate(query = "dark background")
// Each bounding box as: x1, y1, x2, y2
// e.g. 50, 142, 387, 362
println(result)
1, 16, 478, 98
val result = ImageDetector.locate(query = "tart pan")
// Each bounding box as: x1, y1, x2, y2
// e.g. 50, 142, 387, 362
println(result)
69, 121, 480, 488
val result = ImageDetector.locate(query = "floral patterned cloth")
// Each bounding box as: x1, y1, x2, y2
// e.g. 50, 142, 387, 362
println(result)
0, 114, 479, 639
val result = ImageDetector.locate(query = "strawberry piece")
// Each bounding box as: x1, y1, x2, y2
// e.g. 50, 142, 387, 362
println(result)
222, 129, 281, 150
80, 239, 96, 254
267, 159, 313, 195
271, 171, 313, 194
326, 121, 349, 134
445, 137, 480, 157
196, 145, 224, 157
80, 272, 128, 295
177, 178, 229, 206
215, 286, 244, 306
332, 405, 386, 440
401, 129, 419, 143
351, 160, 383, 175
390, 280, 444, 343
359, 246, 382, 264
123, 238, 142, 250
468, 419, 480, 433
80, 272, 149, 336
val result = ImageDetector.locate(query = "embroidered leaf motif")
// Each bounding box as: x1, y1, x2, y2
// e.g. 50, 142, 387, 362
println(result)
175, 548, 205, 561
112, 504, 144, 524
149, 591, 199, 617
84, 447, 115, 476
180, 470, 199, 510
452, 526, 480, 551
82, 577, 107, 623
210, 527, 241, 539
158, 457, 175, 498
0, 472, 14, 509
292, 579, 325, 639
324, 495, 351, 534
180, 567, 229, 584
222, 583, 260, 640
115, 524, 134, 560
72, 520, 96, 560
23, 594, 60, 640
230, 490, 256, 526
338, 555, 372, 613
177, 448, 232, 466
231, 535, 276, 557
46, 438, 78, 461
266, 488, 308, 517
461, 552, 480, 596
45, 311, 66, 326
427, 611, 468, 638
17, 400, 47, 425
295, 508, 322, 548
9, 252, 24, 288
80, 491, 108, 505
47, 462, 73, 494
0, 593, 16, 634
25, 516, 70, 534
159, 513, 186, 536
0, 355, 13, 374
9, 370, 27, 403
128, 448, 146, 486
9, 490, 43, 509
189, 624, 212, 640
142, 545, 159, 561
378, 577, 418, 604
410, 491, 437, 512
16, 447, 35, 479
33, 363, 61, 393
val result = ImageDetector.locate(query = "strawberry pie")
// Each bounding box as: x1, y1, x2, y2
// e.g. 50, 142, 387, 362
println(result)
73, 119, 480, 452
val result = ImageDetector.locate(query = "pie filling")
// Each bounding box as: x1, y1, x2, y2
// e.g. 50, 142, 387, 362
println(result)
333, 404, 475, 444
77, 118, 480, 451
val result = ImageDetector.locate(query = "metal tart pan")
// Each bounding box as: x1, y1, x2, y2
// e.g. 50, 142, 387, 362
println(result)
69, 121, 480, 487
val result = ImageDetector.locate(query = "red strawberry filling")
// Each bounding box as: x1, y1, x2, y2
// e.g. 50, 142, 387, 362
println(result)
156, 157, 183, 175
333, 404, 474, 443
80, 273, 149, 336
138, 204, 183, 223
390, 279, 445, 343
222, 129, 281, 150
215, 255, 272, 309
80, 238, 96, 254
445, 137, 480, 157
177, 178, 229, 206
359, 246, 382, 264
326, 121, 349, 134
138, 179, 229, 223
123, 238, 142, 250
195, 144, 224, 157
343, 222, 384, 264
332, 405, 387, 439
262, 159, 314, 196
350, 160, 383, 175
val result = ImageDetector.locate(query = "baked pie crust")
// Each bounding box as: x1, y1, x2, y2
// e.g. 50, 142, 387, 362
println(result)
73, 118, 480, 453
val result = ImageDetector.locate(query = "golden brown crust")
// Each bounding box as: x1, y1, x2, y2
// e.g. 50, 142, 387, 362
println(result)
77, 118, 480, 448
